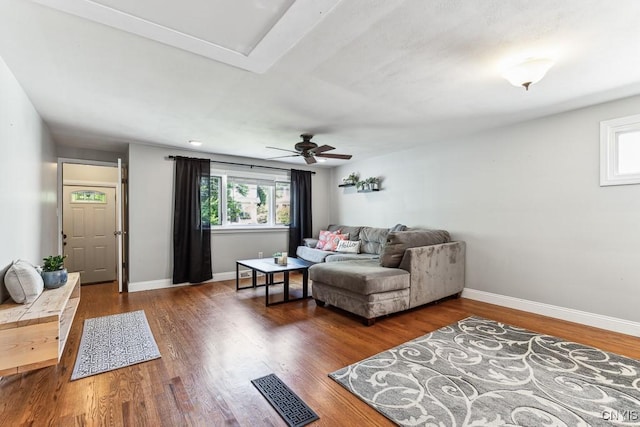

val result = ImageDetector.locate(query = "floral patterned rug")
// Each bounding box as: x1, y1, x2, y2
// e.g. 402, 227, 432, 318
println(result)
71, 310, 161, 380
330, 316, 640, 426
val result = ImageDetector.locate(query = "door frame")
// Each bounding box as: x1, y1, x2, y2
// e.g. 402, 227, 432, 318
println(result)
57, 158, 126, 292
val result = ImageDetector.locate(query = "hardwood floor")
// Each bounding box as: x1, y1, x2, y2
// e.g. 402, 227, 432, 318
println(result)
1, 275, 639, 426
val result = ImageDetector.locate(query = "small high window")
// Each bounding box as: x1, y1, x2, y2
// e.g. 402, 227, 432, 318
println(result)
601, 114, 640, 186
71, 190, 107, 203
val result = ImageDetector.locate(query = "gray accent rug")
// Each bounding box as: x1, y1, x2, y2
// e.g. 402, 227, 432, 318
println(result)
71, 310, 161, 380
330, 316, 640, 426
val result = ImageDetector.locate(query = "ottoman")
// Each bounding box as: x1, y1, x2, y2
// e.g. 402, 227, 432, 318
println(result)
309, 260, 410, 325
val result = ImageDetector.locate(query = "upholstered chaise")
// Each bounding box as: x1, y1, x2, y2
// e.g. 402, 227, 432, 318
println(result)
309, 230, 465, 325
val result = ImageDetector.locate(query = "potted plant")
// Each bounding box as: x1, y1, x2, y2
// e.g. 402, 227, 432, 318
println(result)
342, 172, 359, 186
366, 176, 380, 191
41, 255, 68, 289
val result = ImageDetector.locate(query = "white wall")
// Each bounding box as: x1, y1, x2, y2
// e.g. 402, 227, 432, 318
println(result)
128, 144, 331, 289
0, 56, 58, 301
331, 95, 640, 325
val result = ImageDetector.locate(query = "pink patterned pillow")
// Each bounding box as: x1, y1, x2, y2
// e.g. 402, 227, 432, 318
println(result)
315, 230, 348, 251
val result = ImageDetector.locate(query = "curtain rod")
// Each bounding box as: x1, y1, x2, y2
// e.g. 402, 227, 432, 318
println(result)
166, 155, 316, 174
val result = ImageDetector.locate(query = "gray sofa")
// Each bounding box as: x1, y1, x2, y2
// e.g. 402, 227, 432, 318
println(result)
296, 224, 402, 263
306, 227, 466, 325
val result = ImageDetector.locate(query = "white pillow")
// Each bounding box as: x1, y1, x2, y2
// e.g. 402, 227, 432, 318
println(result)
336, 240, 360, 254
3, 260, 44, 304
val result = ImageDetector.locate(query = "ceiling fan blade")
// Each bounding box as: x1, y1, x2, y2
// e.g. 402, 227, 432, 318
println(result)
266, 154, 301, 160
313, 144, 335, 154
316, 153, 352, 160
304, 156, 317, 165
266, 146, 299, 154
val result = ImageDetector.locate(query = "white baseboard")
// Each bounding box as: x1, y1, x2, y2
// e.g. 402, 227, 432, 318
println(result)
462, 288, 640, 337
128, 278, 182, 292
128, 270, 254, 292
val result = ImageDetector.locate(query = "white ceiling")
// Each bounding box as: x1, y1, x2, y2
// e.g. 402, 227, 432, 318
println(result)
2, 0, 640, 167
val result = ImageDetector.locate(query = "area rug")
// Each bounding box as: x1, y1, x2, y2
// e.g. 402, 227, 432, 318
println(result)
71, 310, 161, 380
330, 316, 640, 426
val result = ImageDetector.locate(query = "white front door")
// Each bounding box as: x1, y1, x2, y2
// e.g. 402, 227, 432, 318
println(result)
63, 185, 117, 284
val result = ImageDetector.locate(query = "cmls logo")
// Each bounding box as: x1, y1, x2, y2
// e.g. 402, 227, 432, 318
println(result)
602, 410, 639, 421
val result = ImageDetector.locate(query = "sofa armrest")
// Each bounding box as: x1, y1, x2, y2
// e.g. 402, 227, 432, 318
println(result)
399, 241, 465, 308
302, 238, 319, 248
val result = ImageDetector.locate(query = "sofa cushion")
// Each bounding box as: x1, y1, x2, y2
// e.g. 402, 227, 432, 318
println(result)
4, 260, 44, 304
360, 227, 389, 255
328, 225, 362, 241
325, 253, 379, 262
310, 260, 409, 295
296, 246, 335, 263
390, 223, 407, 231
379, 229, 451, 268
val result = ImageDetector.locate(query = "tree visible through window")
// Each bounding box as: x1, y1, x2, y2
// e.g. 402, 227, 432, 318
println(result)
276, 181, 290, 225
201, 173, 290, 227
201, 176, 221, 226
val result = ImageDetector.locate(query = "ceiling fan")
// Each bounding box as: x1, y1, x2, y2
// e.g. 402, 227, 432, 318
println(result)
267, 134, 352, 165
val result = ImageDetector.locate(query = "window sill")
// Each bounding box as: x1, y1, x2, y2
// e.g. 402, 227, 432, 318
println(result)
211, 226, 289, 234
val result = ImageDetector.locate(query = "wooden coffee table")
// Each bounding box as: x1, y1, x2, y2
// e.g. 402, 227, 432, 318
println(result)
236, 257, 313, 306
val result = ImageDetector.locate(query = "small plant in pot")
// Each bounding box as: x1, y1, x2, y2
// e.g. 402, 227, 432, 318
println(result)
366, 176, 380, 190
41, 255, 68, 289
342, 172, 360, 185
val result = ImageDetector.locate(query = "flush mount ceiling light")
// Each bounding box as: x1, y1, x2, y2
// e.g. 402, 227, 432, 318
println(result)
188, 140, 203, 146
501, 58, 554, 91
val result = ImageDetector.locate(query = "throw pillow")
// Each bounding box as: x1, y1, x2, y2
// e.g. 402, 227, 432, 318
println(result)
336, 239, 360, 254
380, 229, 451, 268
315, 230, 335, 250
315, 231, 348, 251
4, 260, 45, 304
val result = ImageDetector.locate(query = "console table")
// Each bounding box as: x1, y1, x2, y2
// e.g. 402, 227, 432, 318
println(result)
236, 258, 312, 306
0, 272, 81, 375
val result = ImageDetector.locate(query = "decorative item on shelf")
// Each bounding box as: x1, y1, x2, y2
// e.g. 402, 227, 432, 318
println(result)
357, 177, 380, 192
340, 172, 360, 187
273, 252, 288, 265
366, 176, 380, 191
41, 255, 68, 289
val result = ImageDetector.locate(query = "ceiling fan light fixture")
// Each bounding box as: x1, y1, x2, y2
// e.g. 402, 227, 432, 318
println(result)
501, 57, 554, 91
265, 134, 352, 163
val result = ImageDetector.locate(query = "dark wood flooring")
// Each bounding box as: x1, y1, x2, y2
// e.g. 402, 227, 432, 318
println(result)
1, 275, 639, 426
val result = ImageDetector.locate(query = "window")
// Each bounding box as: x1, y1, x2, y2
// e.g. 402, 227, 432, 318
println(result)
70, 190, 106, 203
201, 176, 221, 226
202, 170, 290, 228
600, 113, 640, 186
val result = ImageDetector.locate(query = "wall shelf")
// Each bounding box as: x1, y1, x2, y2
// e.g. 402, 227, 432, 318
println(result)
338, 183, 356, 187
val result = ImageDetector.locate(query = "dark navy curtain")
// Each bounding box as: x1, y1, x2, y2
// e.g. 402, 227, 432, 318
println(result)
288, 169, 313, 256
172, 157, 213, 284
